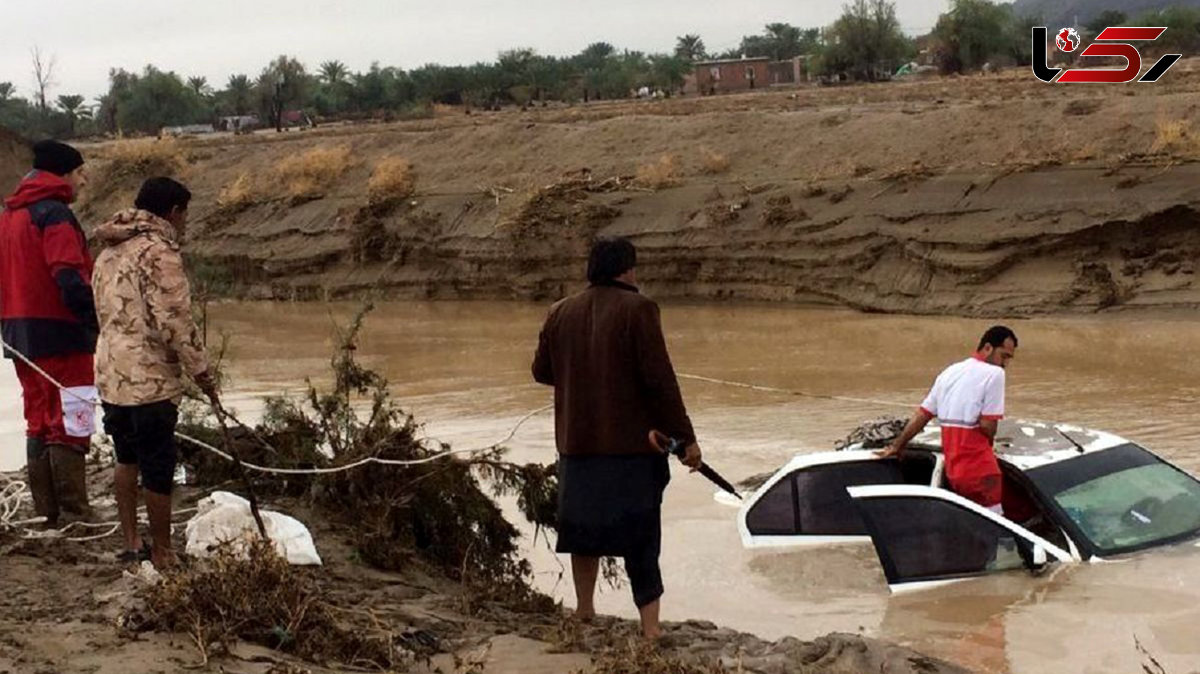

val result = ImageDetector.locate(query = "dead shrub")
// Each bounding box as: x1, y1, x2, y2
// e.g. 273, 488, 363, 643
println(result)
349, 219, 403, 263
275, 145, 353, 201
704, 199, 745, 227
761, 195, 807, 226
503, 174, 625, 234
582, 639, 732, 674
217, 172, 259, 212
698, 147, 730, 175
1150, 117, 1193, 155
84, 139, 188, 213
177, 305, 559, 615
134, 540, 397, 669
636, 154, 680, 189
100, 138, 188, 181
367, 157, 417, 209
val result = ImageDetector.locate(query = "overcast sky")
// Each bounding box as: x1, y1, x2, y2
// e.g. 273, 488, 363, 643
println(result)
2, 0, 946, 101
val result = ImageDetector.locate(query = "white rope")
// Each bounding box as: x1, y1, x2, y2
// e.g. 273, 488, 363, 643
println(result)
182, 403, 553, 475
676, 373, 912, 409
1, 337, 554, 474
0, 333, 912, 538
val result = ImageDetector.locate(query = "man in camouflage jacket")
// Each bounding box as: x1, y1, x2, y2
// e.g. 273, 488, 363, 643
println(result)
92, 177, 219, 568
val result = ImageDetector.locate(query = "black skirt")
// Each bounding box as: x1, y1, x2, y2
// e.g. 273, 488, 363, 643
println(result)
556, 452, 670, 557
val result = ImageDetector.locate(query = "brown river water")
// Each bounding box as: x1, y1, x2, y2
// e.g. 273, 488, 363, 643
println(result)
4, 300, 1199, 673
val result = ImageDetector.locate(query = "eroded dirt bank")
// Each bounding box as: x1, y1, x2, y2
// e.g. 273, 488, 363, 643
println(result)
60, 63, 1200, 316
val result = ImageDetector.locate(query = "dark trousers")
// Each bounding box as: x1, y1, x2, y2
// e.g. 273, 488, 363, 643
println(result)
102, 401, 179, 495
556, 453, 670, 608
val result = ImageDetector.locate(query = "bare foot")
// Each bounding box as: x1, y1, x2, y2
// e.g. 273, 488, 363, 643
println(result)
574, 608, 596, 623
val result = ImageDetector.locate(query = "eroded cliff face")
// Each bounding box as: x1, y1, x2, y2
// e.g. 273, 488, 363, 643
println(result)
72, 65, 1200, 315
170, 161, 1200, 315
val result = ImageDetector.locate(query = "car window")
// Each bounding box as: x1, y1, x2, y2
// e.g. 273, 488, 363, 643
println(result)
1056, 463, 1200, 552
746, 474, 795, 535
746, 458, 935, 537
1029, 443, 1200, 556
855, 496, 1029, 584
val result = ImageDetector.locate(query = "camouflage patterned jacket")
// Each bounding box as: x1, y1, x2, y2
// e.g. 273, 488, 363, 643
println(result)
92, 209, 208, 406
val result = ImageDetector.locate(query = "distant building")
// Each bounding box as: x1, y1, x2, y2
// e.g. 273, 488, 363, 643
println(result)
694, 57, 771, 95
766, 56, 812, 86
161, 123, 215, 137
219, 115, 260, 133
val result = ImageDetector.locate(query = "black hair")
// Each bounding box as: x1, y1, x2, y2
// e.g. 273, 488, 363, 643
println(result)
134, 177, 192, 220
978, 325, 1018, 351
586, 236, 637, 284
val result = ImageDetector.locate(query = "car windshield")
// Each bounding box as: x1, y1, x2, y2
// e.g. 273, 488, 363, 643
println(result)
1029, 443, 1200, 555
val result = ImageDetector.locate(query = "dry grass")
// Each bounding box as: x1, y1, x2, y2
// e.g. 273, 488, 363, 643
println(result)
217, 172, 259, 211
698, 146, 730, 175
367, 157, 417, 207
133, 540, 397, 669
100, 138, 188, 181
581, 639, 735, 674
636, 154, 681, 189
274, 145, 353, 200
1151, 117, 1194, 155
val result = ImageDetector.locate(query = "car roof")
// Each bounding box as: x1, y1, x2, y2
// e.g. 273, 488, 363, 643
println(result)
908, 419, 1131, 471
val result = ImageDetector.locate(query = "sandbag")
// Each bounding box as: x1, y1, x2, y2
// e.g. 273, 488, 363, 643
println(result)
184, 491, 322, 565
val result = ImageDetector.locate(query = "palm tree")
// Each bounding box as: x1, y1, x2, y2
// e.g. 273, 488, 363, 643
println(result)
675, 34, 708, 61
187, 76, 211, 96
225, 74, 253, 115
56, 94, 85, 136
319, 60, 348, 85
764, 23, 804, 60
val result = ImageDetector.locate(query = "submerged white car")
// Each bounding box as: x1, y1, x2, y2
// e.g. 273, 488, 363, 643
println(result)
729, 420, 1200, 592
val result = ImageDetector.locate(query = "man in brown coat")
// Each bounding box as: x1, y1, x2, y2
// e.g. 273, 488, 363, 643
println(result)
533, 237, 701, 640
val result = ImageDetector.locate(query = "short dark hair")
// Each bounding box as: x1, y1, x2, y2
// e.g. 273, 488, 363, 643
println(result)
587, 237, 637, 284
134, 177, 191, 220
978, 325, 1018, 351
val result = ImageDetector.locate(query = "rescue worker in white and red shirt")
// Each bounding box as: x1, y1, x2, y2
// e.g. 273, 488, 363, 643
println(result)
879, 326, 1017, 513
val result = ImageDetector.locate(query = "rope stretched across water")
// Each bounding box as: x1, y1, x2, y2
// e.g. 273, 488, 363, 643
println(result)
0, 338, 553, 474
0, 334, 913, 536
675, 373, 912, 409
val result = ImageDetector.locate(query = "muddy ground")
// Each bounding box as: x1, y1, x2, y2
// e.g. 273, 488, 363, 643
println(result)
51, 61, 1200, 316
0, 462, 968, 674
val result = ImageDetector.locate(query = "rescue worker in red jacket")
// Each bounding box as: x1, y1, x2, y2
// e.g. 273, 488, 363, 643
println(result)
0, 141, 97, 526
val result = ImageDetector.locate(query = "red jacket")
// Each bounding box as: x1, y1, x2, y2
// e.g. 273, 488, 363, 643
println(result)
0, 170, 97, 359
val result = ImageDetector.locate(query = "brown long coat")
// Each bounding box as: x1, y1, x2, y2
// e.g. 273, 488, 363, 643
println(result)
532, 281, 695, 456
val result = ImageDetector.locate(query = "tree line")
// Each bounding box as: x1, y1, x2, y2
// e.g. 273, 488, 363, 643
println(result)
3, 1, 1199, 139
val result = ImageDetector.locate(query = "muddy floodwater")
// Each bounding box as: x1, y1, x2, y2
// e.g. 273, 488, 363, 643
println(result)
5, 300, 1200, 673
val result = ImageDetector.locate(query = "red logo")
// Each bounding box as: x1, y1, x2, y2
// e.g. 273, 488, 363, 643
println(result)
1033, 26, 1182, 83
1056, 27, 1081, 52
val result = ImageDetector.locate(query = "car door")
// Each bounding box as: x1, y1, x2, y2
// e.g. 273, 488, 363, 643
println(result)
738, 450, 943, 548
847, 484, 1074, 592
